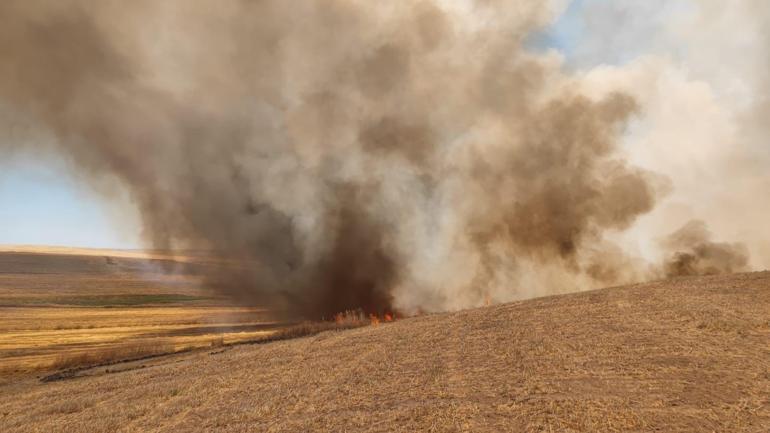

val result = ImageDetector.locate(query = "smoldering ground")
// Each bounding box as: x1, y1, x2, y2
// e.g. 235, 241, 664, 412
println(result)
0, 1, 761, 318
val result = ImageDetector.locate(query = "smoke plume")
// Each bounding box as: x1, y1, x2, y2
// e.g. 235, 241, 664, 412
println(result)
0, 1, 766, 317
577, 0, 770, 274
661, 220, 750, 278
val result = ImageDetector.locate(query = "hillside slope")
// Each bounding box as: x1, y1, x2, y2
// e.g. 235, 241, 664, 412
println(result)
1, 272, 769, 432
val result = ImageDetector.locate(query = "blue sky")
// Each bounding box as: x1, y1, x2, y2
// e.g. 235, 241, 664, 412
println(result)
0, 1, 591, 249
0, 157, 140, 249
529, 0, 585, 58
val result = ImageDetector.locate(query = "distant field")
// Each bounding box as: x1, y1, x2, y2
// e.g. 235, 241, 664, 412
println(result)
0, 294, 212, 306
0, 250, 208, 299
0, 249, 283, 380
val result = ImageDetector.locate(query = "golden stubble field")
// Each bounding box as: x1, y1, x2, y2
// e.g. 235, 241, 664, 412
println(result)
0, 263, 767, 432
0, 247, 282, 381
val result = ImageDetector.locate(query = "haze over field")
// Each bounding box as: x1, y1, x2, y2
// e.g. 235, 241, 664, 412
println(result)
1, 0, 768, 318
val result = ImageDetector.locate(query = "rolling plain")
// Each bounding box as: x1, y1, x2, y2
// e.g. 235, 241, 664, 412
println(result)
0, 249, 767, 432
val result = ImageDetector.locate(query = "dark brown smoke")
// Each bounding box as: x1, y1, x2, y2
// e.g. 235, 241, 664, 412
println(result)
0, 0, 676, 317
661, 220, 750, 278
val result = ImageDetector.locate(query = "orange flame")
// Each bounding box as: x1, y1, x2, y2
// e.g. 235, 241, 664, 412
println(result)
331, 310, 397, 327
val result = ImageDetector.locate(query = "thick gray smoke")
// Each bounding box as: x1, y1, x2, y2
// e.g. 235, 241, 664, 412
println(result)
661, 220, 749, 278
0, 1, 758, 318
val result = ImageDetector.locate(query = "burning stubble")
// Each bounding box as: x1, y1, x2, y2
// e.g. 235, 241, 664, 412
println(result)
0, 1, 760, 318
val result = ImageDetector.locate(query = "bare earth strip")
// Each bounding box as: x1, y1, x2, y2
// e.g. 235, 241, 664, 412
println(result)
0, 272, 768, 432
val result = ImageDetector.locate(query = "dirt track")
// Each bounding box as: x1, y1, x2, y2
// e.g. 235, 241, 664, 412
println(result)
1, 272, 768, 432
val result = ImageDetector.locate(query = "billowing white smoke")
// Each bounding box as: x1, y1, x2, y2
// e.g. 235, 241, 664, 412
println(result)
571, 0, 770, 270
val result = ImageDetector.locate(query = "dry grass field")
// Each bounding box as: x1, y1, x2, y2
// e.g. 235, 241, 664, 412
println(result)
0, 268, 768, 432
0, 248, 284, 382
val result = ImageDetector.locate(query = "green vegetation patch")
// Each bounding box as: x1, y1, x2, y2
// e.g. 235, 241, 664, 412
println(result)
1, 294, 213, 307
